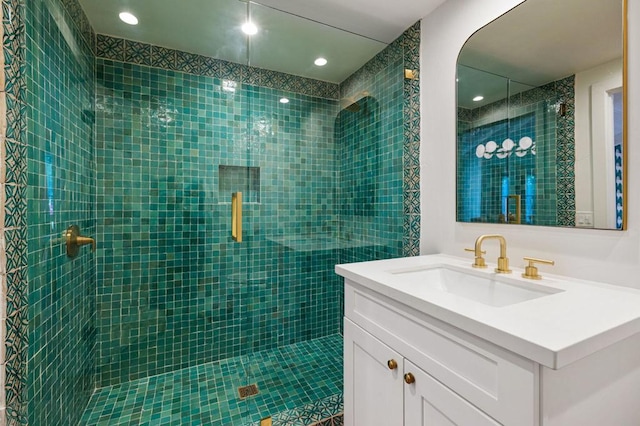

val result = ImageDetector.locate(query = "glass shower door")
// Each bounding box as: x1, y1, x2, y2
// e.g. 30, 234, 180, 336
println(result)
229, 2, 391, 424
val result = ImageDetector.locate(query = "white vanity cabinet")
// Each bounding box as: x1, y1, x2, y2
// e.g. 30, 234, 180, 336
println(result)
339, 255, 640, 425
345, 318, 501, 426
404, 358, 500, 426
344, 281, 537, 426
344, 319, 403, 425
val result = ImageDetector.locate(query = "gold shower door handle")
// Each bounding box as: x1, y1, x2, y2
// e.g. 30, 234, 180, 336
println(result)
507, 194, 522, 224
232, 192, 243, 242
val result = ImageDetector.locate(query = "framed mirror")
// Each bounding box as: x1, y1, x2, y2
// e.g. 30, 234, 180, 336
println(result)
456, 0, 626, 229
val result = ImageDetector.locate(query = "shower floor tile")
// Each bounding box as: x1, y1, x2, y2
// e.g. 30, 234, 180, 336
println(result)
80, 334, 344, 426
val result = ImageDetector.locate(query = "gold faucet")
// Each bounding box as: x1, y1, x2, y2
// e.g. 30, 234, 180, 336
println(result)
472, 234, 511, 274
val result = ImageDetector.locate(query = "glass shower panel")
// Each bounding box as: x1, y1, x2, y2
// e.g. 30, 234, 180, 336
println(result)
234, 3, 391, 423
507, 79, 559, 226
92, 0, 393, 423
233, 80, 343, 425
456, 64, 565, 226
456, 65, 510, 224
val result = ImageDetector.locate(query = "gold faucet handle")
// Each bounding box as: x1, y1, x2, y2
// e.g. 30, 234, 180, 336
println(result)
464, 248, 487, 268
464, 248, 486, 254
522, 257, 555, 280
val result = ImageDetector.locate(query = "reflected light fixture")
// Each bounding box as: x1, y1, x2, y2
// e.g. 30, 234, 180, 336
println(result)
279, 97, 290, 104
473, 95, 484, 102
119, 12, 138, 25
241, 21, 258, 35
222, 80, 237, 93
314, 57, 328, 66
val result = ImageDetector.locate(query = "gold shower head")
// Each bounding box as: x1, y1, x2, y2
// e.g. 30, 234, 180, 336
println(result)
341, 100, 360, 112
340, 91, 369, 112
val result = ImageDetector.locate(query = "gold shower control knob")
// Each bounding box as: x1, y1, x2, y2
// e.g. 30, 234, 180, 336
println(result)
387, 359, 398, 370
404, 373, 415, 384
64, 225, 96, 258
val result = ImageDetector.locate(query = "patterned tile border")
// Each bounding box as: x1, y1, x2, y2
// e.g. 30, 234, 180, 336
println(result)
2, 0, 28, 423
95, 34, 340, 100
555, 75, 576, 226
402, 22, 421, 256
246, 394, 343, 426
0, 0, 6, 423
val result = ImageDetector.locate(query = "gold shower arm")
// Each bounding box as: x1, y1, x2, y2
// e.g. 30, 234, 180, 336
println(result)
232, 192, 242, 242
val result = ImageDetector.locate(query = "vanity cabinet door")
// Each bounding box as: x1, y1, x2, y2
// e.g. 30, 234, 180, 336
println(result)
404, 359, 500, 426
344, 318, 404, 426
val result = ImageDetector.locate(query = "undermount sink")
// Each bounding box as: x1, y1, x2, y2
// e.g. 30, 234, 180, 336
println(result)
389, 264, 564, 307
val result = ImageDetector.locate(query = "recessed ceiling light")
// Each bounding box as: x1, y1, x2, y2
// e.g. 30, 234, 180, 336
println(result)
473, 95, 484, 102
279, 97, 290, 104
119, 12, 138, 25
314, 57, 328, 66
241, 21, 258, 35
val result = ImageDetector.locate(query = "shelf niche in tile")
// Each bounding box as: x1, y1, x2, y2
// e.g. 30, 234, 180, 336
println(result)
219, 165, 260, 203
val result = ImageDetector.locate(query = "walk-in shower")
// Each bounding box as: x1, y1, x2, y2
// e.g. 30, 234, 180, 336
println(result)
7, 0, 419, 424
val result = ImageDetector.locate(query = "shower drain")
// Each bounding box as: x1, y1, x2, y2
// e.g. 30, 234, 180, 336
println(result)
238, 384, 259, 399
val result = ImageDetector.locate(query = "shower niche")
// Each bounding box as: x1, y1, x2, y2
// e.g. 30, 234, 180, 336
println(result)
219, 165, 261, 203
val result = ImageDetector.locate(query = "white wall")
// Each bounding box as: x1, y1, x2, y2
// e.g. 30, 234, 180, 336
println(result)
420, 0, 640, 288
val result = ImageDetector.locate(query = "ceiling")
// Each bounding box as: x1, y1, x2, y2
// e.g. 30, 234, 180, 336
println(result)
252, 0, 446, 43
458, 0, 623, 108
78, 0, 448, 84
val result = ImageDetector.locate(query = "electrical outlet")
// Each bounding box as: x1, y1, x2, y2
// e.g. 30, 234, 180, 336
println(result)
576, 211, 594, 228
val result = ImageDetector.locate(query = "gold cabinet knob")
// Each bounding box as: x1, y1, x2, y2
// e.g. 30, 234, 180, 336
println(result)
404, 373, 415, 384
387, 359, 398, 370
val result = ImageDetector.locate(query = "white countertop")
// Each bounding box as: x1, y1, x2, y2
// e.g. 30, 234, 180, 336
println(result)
336, 254, 640, 369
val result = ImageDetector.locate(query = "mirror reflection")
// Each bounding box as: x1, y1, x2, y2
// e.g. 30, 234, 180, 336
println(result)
456, 0, 624, 229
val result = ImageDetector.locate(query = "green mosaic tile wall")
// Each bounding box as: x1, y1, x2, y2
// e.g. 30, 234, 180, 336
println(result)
1, 0, 420, 421
95, 58, 345, 386
457, 76, 574, 227
94, 28, 415, 387
24, 0, 96, 425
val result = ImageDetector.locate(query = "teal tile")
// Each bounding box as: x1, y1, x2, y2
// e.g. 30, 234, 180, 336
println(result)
12, 6, 420, 426
80, 335, 343, 426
